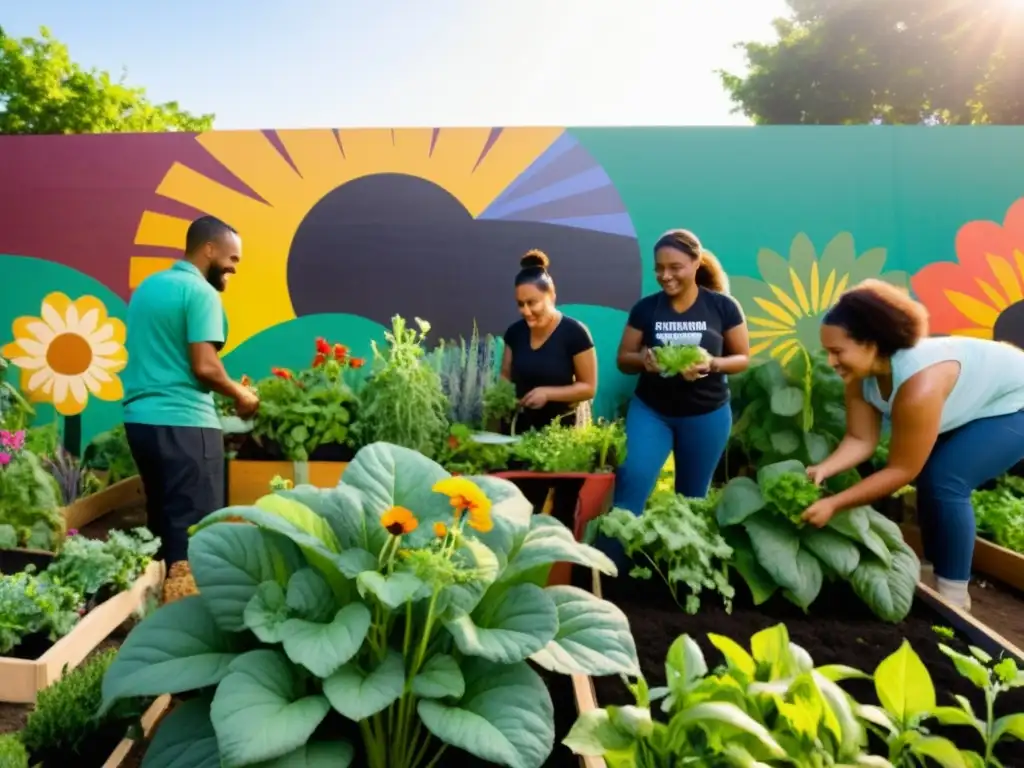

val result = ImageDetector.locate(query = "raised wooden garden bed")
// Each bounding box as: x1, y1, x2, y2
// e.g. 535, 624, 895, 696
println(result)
101, 694, 172, 768
63, 476, 145, 531
901, 522, 1024, 593
571, 568, 1024, 768
226, 460, 348, 505
0, 560, 164, 704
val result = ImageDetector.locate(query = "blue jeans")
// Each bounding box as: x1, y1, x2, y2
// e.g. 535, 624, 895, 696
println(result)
599, 397, 732, 565
917, 410, 1024, 581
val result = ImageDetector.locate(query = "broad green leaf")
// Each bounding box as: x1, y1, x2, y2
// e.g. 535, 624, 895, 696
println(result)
744, 512, 823, 609
608, 705, 654, 738
562, 709, 636, 755
938, 644, 991, 690
286, 569, 335, 622
666, 635, 708, 690
667, 702, 785, 757
244, 582, 290, 643
755, 459, 808, 487
248, 741, 354, 767
992, 712, 1024, 743
141, 697, 219, 768
911, 736, 970, 768
723, 528, 778, 605
849, 547, 918, 622
278, 483, 387, 555
875, 640, 935, 722
189, 524, 302, 632
750, 624, 793, 677
279, 603, 371, 678
865, 507, 911, 552
413, 654, 465, 699
716, 477, 765, 527
708, 634, 755, 678
770, 386, 804, 417
930, 705, 979, 728
437, 537, 501, 618
770, 430, 801, 455
357, 570, 427, 610
801, 525, 861, 578
803, 432, 830, 464
816, 664, 870, 682
529, 586, 640, 677
828, 506, 891, 567
101, 596, 243, 712
417, 659, 553, 768
500, 515, 617, 585
211, 650, 330, 767
446, 583, 558, 664
323, 649, 405, 721
255, 494, 342, 550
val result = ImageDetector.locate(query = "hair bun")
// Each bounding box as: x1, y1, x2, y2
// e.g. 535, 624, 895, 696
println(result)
520, 249, 550, 270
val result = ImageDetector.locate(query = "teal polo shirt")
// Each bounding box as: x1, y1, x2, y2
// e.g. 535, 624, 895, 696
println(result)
122, 261, 226, 429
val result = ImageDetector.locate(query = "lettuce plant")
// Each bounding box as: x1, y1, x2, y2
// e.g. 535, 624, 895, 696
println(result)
99, 442, 638, 768
716, 460, 920, 622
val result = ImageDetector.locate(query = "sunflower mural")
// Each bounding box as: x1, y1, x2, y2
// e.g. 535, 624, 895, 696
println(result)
1, 292, 127, 416
912, 197, 1024, 347
730, 233, 909, 367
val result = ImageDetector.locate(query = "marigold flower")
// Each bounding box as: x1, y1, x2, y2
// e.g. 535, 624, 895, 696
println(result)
381, 506, 419, 536
434, 521, 448, 538
350, 357, 366, 369
240, 374, 252, 387
271, 367, 293, 380
432, 477, 493, 532
315, 337, 330, 354
333, 343, 348, 362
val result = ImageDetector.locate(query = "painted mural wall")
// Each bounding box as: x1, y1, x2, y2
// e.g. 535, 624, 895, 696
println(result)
2, 126, 1023, 446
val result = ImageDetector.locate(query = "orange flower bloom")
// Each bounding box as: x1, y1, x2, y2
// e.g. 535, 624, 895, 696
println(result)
432, 477, 493, 533
271, 367, 293, 380
433, 521, 448, 538
350, 357, 366, 369
912, 197, 1024, 346
447, 435, 460, 449
312, 352, 327, 367
381, 506, 419, 536
333, 343, 348, 362
240, 374, 252, 387
315, 337, 330, 354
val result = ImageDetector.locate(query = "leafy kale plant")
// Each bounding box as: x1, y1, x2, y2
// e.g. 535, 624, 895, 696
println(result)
100, 442, 639, 768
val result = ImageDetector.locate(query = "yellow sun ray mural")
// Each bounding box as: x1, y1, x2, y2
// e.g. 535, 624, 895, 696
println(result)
130, 127, 565, 354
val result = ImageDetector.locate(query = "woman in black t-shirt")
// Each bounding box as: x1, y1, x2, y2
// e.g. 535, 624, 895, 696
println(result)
501, 250, 597, 433
501, 250, 597, 520
613, 229, 750, 517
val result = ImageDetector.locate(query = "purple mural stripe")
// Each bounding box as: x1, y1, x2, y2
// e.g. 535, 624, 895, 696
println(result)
472, 128, 504, 172
429, 128, 441, 157
487, 144, 602, 204
542, 212, 637, 238
481, 133, 577, 213
495, 186, 630, 227
480, 167, 611, 220
263, 130, 301, 176
333, 129, 346, 158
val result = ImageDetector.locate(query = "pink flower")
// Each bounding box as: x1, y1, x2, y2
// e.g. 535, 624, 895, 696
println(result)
0, 430, 24, 451
67, 529, 79, 536
0, 453, 10, 466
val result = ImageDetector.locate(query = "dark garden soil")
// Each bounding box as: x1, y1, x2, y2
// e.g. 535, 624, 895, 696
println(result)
78, 500, 147, 541
589, 570, 1024, 764
30, 719, 135, 767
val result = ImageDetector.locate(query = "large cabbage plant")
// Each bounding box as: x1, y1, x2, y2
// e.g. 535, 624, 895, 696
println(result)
100, 442, 638, 768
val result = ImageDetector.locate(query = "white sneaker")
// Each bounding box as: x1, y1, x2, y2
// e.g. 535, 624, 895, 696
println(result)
936, 576, 971, 612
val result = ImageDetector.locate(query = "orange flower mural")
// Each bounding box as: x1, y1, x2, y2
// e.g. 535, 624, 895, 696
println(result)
912, 198, 1024, 346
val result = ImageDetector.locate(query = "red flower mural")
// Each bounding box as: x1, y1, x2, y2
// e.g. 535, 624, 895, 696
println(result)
913, 198, 1024, 347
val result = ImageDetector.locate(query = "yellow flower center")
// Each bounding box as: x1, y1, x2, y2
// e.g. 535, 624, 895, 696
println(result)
47, 333, 92, 376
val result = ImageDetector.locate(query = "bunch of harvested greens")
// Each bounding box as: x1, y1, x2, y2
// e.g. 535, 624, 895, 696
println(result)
653, 343, 707, 377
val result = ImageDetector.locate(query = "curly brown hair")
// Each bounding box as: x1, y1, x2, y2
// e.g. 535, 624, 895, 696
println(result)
654, 229, 729, 293
823, 279, 929, 356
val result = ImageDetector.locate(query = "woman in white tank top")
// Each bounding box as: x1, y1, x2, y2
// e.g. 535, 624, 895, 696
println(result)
800, 279, 1024, 610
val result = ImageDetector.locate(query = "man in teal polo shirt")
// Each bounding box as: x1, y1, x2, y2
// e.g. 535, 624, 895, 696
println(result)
122, 216, 258, 588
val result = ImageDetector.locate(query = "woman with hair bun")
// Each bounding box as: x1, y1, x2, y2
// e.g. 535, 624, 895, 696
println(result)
612, 229, 750, 517
501, 249, 597, 432
804, 278, 1024, 609
501, 249, 597, 518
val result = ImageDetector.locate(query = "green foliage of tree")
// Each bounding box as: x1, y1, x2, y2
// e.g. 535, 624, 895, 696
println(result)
720, 0, 1024, 125
0, 25, 213, 134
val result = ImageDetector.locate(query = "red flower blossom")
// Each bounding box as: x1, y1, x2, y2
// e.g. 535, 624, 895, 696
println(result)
315, 337, 330, 354
271, 367, 293, 380
312, 352, 327, 367
333, 343, 348, 362
350, 357, 366, 369
447, 435, 460, 449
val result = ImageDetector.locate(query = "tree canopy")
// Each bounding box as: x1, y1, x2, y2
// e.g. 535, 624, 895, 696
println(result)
0, 25, 213, 134
720, 0, 1024, 125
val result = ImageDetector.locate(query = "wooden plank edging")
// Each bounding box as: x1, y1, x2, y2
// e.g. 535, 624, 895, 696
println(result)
900, 522, 1024, 594
0, 560, 164, 703
101, 694, 172, 768
63, 476, 144, 531
571, 568, 607, 768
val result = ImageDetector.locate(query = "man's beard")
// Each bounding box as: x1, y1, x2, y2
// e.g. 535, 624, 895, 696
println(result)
207, 265, 227, 292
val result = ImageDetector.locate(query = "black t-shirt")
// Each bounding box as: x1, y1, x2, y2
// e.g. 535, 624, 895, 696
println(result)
503, 315, 594, 432
628, 289, 744, 417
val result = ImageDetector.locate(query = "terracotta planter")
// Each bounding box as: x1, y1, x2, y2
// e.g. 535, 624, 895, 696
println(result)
226, 460, 348, 505
0, 560, 165, 704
